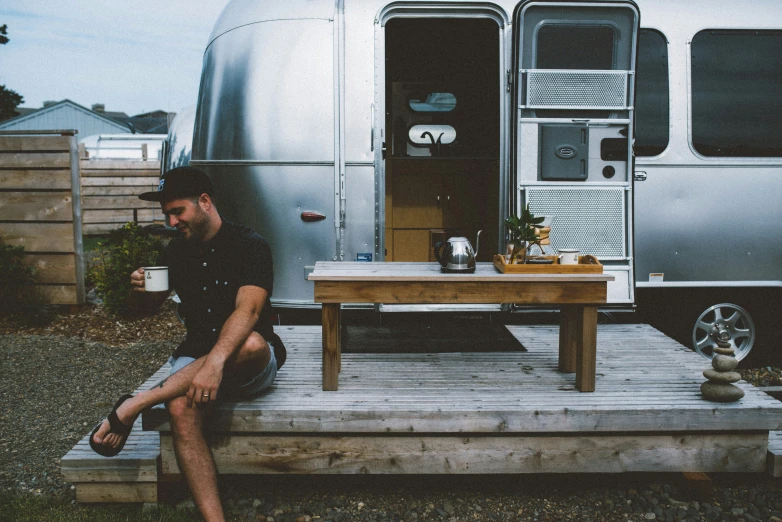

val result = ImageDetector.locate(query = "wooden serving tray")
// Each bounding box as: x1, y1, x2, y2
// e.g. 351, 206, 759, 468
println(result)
493, 254, 603, 274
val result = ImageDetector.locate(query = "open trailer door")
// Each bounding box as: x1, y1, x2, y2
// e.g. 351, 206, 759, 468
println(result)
512, 0, 639, 306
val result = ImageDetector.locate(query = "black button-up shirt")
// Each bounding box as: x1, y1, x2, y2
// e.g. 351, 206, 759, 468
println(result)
159, 219, 275, 359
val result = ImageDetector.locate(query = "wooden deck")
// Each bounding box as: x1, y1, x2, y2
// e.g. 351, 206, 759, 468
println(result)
144, 324, 782, 476
63, 324, 782, 502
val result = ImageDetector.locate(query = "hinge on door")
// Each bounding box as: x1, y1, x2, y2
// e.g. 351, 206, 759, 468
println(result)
506, 69, 512, 93
339, 200, 346, 228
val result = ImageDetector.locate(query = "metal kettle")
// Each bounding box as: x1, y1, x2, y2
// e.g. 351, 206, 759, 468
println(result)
434, 231, 481, 273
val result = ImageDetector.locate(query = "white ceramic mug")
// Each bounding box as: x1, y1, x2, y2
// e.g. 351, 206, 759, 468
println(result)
143, 266, 169, 292
558, 249, 579, 265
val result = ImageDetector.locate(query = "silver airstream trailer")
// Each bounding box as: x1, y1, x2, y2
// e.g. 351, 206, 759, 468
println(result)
160, 105, 195, 173
178, 0, 782, 361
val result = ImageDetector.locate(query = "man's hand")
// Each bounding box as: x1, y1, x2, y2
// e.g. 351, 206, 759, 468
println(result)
187, 359, 224, 406
130, 268, 146, 293
130, 268, 169, 311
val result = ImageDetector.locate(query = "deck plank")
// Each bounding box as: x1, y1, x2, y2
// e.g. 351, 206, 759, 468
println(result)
160, 432, 769, 475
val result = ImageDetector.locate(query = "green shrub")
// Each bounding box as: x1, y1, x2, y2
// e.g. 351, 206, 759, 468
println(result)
0, 240, 54, 325
89, 222, 164, 316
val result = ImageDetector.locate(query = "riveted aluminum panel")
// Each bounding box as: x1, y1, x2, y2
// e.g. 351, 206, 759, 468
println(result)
208, 0, 334, 46
343, 165, 376, 262
198, 164, 336, 305
194, 19, 334, 162
343, 0, 384, 163
635, 166, 782, 284
631, 0, 782, 288
163, 105, 195, 172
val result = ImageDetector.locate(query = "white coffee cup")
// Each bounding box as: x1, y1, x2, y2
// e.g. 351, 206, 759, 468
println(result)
143, 266, 169, 292
558, 249, 580, 265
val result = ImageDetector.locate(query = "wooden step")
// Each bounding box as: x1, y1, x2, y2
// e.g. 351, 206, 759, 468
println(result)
61, 365, 169, 503
61, 420, 160, 503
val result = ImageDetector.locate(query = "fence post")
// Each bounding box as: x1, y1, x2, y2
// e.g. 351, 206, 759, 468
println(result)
69, 133, 86, 305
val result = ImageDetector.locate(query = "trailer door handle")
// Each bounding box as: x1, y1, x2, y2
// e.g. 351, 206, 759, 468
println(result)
301, 211, 327, 222
370, 104, 375, 152
634, 171, 647, 181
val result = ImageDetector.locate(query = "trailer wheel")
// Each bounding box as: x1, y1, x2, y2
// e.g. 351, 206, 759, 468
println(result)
692, 303, 755, 361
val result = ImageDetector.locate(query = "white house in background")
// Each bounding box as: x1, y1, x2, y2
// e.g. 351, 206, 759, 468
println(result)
0, 99, 131, 136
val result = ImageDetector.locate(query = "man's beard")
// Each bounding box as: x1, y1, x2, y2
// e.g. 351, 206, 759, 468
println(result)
182, 207, 211, 242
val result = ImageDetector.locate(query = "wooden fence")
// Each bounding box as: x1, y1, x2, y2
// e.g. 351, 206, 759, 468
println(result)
0, 131, 85, 305
79, 146, 164, 235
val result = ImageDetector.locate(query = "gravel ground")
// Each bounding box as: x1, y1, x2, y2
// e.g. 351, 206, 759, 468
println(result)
0, 333, 174, 497
196, 474, 782, 522
1, 305, 781, 521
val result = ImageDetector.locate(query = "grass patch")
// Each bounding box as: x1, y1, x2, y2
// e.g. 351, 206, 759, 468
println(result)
0, 493, 199, 522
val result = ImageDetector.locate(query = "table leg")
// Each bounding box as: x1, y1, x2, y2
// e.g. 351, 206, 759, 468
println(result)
338, 305, 342, 373
558, 305, 578, 373
575, 305, 598, 392
322, 303, 341, 391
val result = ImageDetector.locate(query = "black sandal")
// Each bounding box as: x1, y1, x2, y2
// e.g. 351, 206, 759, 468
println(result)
89, 394, 136, 457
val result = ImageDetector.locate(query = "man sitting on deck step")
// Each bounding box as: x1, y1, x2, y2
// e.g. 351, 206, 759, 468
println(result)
89, 166, 286, 522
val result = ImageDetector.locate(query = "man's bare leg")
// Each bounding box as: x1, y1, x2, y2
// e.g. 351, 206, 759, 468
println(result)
166, 336, 271, 522
93, 334, 271, 448
92, 356, 205, 447
168, 394, 224, 521
92, 334, 270, 521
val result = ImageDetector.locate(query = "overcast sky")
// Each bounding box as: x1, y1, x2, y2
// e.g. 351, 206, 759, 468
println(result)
0, 1, 230, 116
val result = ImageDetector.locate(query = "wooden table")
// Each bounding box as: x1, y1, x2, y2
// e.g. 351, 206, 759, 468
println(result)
309, 262, 614, 392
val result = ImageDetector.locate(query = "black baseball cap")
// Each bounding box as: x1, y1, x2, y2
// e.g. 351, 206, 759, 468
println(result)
138, 166, 214, 202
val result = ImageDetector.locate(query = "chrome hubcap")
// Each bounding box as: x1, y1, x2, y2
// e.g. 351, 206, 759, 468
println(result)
692, 303, 755, 361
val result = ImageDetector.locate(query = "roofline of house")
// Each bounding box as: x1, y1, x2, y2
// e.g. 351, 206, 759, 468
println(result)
0, 99, 132, 133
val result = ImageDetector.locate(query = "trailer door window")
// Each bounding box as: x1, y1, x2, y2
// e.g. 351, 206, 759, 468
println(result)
635, 29, 669, 157
536, 24, 615, 70
691, 30, 782, 157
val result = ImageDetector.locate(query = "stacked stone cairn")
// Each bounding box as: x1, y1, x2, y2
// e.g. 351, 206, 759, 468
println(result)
700, 340, 744, 402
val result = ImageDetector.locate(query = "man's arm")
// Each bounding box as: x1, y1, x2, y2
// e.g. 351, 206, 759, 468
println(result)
187, 285, 268, 406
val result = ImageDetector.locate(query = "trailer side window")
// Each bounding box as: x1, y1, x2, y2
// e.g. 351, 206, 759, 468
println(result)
691, 30, 782, 157
635, 29, 669, 157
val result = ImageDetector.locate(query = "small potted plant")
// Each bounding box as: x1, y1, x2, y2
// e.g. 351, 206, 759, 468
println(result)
504, 204, 545, 264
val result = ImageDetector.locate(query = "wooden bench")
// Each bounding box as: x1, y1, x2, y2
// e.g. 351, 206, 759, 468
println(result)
309, 261, 613, 392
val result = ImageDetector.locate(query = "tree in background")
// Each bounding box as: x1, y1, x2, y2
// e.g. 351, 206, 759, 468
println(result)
0, 24, 25, 122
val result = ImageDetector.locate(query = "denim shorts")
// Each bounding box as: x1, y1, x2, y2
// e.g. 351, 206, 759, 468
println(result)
167, 342, 278, 401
